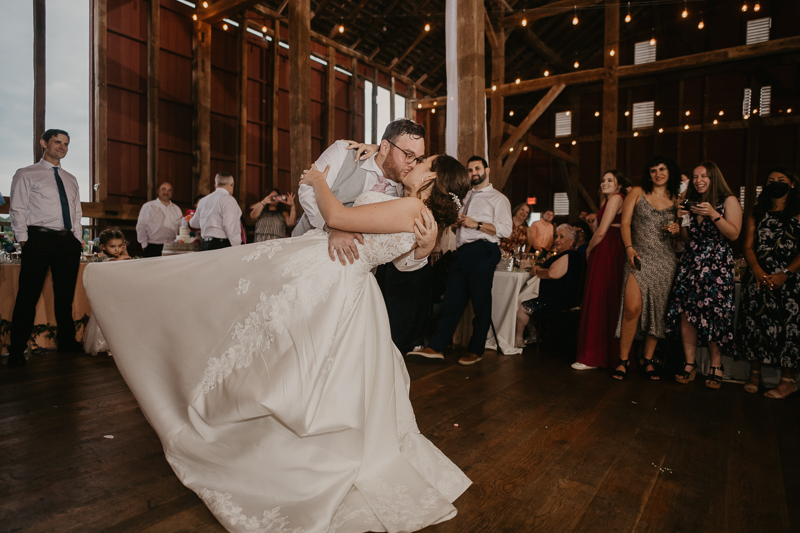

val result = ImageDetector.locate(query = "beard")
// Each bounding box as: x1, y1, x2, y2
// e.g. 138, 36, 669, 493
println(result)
471, 172, 486, 186
382, 152, 404, 184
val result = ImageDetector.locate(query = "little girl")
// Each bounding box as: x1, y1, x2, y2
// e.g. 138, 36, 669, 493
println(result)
84, 230, 131, 355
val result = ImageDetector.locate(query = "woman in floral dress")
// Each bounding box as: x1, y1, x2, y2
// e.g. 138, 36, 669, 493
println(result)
499, 203, 530, 254
666, 161, 742, 388
739, 167, 800, 399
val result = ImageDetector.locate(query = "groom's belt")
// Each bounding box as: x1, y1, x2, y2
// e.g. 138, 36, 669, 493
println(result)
202, 237, 230, 243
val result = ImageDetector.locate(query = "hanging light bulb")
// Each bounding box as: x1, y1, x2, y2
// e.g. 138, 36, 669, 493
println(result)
650, 37, 656, 45
633, 132, 639, 137
509, 111, 514, 116
684, 124, 690, 129
656, 110, 661, 116
522, 18, 527, 27
742, 2, 748, 12
624, 110, 630, 116
571, 140, 577, 145
754, 2, 761, 11
685, 110, 691, 116
573, 61, 579, 68
572, 6, 579, 25
544, 70, 550, 77
682, 9, 688, 18
202, 1, 208, 7
625, 2, 632, 23
566, 111, 571, 116
713, 119, 718, 124
609, 49, 615, 56
698, 19, 705, 29
417, 103, 422, 109
261, 26, 267, 33
515, 78, 521, 84
658, 128, 664, 133
338, 24, 345, 34
595, 111, 600, 117
192, 14, 197, 21
424, 23, 430, 32
523, 146, 528, 151
431, 108, 436, 114
555, 143, 560, 148
223, 23, 228, 30
492, 85, 497, 91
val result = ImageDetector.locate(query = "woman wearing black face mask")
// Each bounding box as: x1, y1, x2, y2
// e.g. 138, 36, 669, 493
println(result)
739, 167, 800, 399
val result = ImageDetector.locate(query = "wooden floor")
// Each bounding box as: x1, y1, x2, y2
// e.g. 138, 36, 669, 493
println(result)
1, 346, 798, 533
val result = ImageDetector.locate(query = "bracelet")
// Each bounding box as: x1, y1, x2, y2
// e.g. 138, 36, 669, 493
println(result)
625, 245, 632, 249
713, 215, 722, 222
784, 269, 794, 277
477, 222, 483, 231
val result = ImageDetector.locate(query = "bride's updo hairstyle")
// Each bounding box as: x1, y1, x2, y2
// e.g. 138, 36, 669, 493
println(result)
419, 154, 471, 227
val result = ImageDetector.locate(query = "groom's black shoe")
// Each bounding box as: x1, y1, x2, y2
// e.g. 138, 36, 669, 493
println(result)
7, 353, 27, 368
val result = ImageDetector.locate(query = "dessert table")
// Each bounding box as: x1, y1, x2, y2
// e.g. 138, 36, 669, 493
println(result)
0, 263, 91, 352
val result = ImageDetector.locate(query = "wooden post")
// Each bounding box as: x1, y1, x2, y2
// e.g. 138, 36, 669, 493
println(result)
371, 69, 378, 143
237, 17, 249, 206
270, 21, 280, 191
406, 84, 416, 120
350, 58, 359, 141
488, 12, 505, 185
92, 0, 108, 202
389, 76, 396, 121
289, 0, 311, 201
33, 0, 46, 164
455, 0, 486, 166
325, 46, 336, 147
192, 21, 212, 197
568, 94, 581, 222
600, 0, 619, 173
147, 0, 160, 201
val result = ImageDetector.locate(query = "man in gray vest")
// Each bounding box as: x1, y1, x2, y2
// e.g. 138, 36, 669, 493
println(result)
294, 118, 436, 265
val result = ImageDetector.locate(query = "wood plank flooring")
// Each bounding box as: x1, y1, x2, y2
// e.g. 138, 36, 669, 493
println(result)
1, 346, 798, 532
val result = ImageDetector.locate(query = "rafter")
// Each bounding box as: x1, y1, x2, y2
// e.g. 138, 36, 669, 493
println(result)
327, 0, 370, 38
501, 0, 603, 28
499, 83, 565, 154
389, 28, 430, 69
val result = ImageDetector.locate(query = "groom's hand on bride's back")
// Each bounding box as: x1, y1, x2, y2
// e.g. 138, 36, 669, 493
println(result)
328, 229, 365, 265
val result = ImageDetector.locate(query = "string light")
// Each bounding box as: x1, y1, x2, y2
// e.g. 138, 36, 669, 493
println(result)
685, 110, 691, 116
509, 147, 514, 152
625, 2, 631, 23
262, 26, 267, 32
566, 111, 571, 116
431, 108, 436, 113
609, 49, 615, 56
650, 37, 656, 45
698, 19, 704, 29
523, 146, 528, 151
544, 70, 550, 77
634, 132, 639, 137
573, 61, 579, 68
424, 23, 431, 32
684, 124, 689, 129
515, 78, 521, 84
595, 111, 600, 117
509, 111, 514, 116
624, 111, 630, 116
555, 143, 560, 148
719, 111, 724, 116
338, 24, 345, 34
202, 1, 208, 7
656, 111, 661, 116
713, 119, 718, 124
571, 140, 577, 145
682, 2, 688, 19
753, 108, 759, 114
658, 128, 664, 133
754, 3, 761, 11
744, 114, 750, 119
223, 23, 228, 30
572, 6, 579, 25
741, 2, 748, 12
192, 14, 197, 20
417, 103, 422, 108
788, 108, 793, 113
522, 18, 527, 27
492, 85, 497, 91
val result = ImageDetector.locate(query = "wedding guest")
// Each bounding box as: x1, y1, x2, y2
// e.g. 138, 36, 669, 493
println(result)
514, 224, 583, 347
614, 156, 681, 380
586, 213, 597, 226
579, 211, 589, 222
136, 182, 182, 258
739, 167, 800, 399
7, 129, 84, 368
499, 203, 530, 254
529, 209, 555, 252
249, 188, 297, 242
189, 172, 242, 250
666, 162, 742, 388
572, 220, 592, 258
573, 170, 629, 371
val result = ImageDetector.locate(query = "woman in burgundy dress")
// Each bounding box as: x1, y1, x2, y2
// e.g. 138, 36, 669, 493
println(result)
573, 170, 630, 370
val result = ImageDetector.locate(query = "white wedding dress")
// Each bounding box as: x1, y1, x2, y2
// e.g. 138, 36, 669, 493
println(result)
83, 192, 471, 533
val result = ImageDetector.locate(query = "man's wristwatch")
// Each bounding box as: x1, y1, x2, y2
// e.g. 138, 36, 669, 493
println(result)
783, 269, 793, 277
477, 222, 483, 231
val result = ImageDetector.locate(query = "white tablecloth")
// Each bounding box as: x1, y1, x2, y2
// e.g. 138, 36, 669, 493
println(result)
485, 271, 531, 355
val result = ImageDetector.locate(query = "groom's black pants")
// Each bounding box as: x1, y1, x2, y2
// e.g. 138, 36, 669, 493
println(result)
375, 262, 433, 355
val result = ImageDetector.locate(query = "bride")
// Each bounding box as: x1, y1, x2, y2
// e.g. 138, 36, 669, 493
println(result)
83, 154, 472, 533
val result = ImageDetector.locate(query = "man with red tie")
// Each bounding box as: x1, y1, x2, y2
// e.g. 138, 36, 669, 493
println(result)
8, 129, 84, 368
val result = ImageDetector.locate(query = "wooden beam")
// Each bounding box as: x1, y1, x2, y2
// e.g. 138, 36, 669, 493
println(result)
270, 20, 280, 191
199, 0, 261, 23
499, 84, 565, 155
600, 0, 618, 173
520, 28, 570, 71
277, 0, 289, 14
392, 28, 430, 69
576, 183, 598, 212
501, 124, 578, 166
147, 0, 160, 201
350, 58, 358, 139
327, 0, 370, 38
192, 21, 212, 197
289, 0, 311, 205
484, 9, 499, 53
371, 68, 378, 143
310, 0, 332, 20
501, 0, 603, 28
237, 18, 249, 206
405, 84, 416, 120
488, 8, 505, 180
489, 35, 800, 99
92, 0, 108, 202
499, 137, 525, 187
325, 46, 336, 147
389, 76, 396, 121
456, 0, 486, 165
33, 0, 45, 165
566, 93, 581, 222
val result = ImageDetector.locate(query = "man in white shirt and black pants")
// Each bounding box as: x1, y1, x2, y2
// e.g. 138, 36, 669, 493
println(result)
136, 181, 182, 257
8, 129, 84, 368
409, 156, 512, 365
190, 172, 242, 251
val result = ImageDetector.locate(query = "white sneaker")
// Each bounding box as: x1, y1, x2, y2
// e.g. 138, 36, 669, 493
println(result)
571, 362, 597, 370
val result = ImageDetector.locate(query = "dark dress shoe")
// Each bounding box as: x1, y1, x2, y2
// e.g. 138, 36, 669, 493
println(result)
57, 341, 84, 354
7, 353, 27, 368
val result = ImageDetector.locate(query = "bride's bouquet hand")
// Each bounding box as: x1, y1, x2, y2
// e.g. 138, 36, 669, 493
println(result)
299, 164, 330, 188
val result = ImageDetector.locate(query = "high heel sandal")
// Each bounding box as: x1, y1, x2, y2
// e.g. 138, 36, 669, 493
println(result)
639, 358, 660, 381
743, 370, 761, 393
705, 365, 724, 390
764, 377, 798, 399
612, 358, 629, 380
675, 361, 697, 384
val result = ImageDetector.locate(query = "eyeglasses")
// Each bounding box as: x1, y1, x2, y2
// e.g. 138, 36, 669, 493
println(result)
386, 140, 425, 165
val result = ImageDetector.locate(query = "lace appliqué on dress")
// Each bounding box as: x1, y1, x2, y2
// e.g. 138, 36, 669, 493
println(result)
358, 480, 440, 529
236, 278, 251, 296
327, 505, 382, 533
242, 240, 286, 262
198, 489, 304, 533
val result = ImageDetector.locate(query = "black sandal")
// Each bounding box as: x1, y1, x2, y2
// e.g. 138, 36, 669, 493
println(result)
705, 365, 724, 390
613, 358, 630, 380
675, 361, 697, 384
640, 358, 660, 381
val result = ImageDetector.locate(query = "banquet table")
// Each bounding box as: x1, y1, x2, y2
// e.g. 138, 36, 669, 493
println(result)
0, 263, 91, 353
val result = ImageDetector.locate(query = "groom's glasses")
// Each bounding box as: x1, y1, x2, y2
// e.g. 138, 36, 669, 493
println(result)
386, 140, 425, 165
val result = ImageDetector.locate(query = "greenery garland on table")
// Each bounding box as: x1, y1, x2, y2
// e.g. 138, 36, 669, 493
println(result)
0, 314, 89, 354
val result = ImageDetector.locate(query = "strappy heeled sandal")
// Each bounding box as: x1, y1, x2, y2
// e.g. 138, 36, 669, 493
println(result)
639, 358, 660, 381
743, 370, 761, 393
612, 358, 629, 380
675, 361, 697, 384
705, 365, 724, 390
764, 377, 798, 399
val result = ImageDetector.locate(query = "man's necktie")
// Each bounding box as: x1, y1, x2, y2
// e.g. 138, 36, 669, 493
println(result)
53, 167, 72, 231
371, 174, 389, 194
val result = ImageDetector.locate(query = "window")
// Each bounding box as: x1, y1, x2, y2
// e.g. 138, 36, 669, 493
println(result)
394, 94, 407, 120
364, 80, 374, 144
742, 88, 752, 117
365, 82, 406, 144
632, 101, 655, 130
740, 186, 762, 208
553, 192, 569, 215
634, 41, 656, 65
746, 17, 771, 45
555, 111, 571, 137
759, 86, 771, 117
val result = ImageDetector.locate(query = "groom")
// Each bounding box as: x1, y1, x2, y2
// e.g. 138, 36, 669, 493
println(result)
294, 118, 436, 265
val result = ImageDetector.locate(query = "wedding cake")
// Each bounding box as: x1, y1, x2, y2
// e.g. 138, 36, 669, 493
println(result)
176, 226, 196, 243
